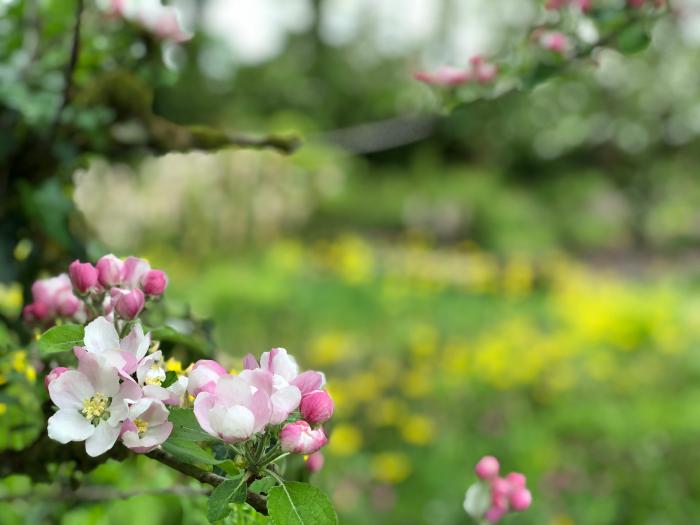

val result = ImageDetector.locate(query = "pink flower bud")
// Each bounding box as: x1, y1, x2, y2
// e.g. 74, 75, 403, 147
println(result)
484, 506, 507, 523
475, 455, 500, 480
300, 390, 334, 425
141, 269, 168, 296
187, 359, 227, 396
122, 256, 151, 289
23, 301, 50, 324
305, 451, 325, 473
243, 353, 259, 370
96, 254, 123, 287
506, 472, 526, 489
509, 488, 532, 511
44, 367, 69, 389
280, 420, 328, 454
69, 260, 99, 293
540, 31, 569, 54
115, 288, 145, 320
414, 66, 470, 87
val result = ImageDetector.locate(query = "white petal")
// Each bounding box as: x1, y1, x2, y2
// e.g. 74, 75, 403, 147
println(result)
84, 317, 120, 355
270, 385, 301, 425
49, 370, 93, 410
215, 376, 252, 407
210, 405, 254, 442
120, 323, 150, 362
78, 353, 120, 396
85, 422, 120, 457
48, 409, 95, 443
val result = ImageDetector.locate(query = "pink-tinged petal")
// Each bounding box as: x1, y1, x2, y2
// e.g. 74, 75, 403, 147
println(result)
209, 405, 255, 443
291, 371, 325, 395
141, 397, 170, 425
77, 352, 120, 397
124, 421, 173, 453
122, 257, 151, 289
239, 368, 274, 394
141, 269, 168, 296
475, 456, 500, 480
193, 392, 216, 436
280, 421, 327, 454
49, 370, 94, 410
120, 322, 150, 363
299, 390, 333, 425
96, 254, 124, 287
119, 350, 139, 376
136, 351, 163, 386
187, 359, 226, 396
243, 353, 259, 370
305, 452, 324, 473
47, 409, 95, 443
270, 385, 302, 425
121, 419, 138, 435
215, 375, 252, 407
261, 348, 299, 381
84, 317, 120, 355
484, 506, 507, 523
509, 488, 532, 511
506, 472, 526, 489
250, 389, 272, 433
85, 422, 121, 457
108, 377, 143, 424
44, 366, 69, 389
143, 384, 170, 402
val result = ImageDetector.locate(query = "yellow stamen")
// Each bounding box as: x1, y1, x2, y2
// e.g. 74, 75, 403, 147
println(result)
134, 418, 149, 436
145, 376, 163, 386
165, 358, 183, 374
81, 392, 109, 420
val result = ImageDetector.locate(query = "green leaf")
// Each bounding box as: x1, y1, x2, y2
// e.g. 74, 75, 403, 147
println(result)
250, 476, 276, 494
161, 370, 178, 388
38, 324, 84, 355
463, 482, 491, 519
149, 325, 208, 354
162, 438, 221, 466
168, 407, 218, 442
268, 482, 338, 525
616, 23, 651, 55
207, 475, 248, 523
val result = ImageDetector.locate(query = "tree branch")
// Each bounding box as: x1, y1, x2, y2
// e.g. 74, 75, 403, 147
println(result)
0, 485, 209, 502
146, 448, 268, 515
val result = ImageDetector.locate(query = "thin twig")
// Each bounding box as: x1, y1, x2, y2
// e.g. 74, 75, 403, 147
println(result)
0, 485, 209, 503
49, 0, 84, 138
146, 448, 268, 515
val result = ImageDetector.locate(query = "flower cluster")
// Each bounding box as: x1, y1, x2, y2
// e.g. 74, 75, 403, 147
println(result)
414, 56, 498, 87
191, 348, 333, 457
464, 456, 532, 524
23, 255, 167, 327
46, 316, 182, 456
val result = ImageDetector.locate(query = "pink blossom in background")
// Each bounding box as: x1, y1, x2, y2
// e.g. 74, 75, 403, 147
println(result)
96, 254, 123, 287
475, 455, 500, 480
414, 66, 471, 87
113, 288, 145, 319
69, 260, 99, 294
280, 420, 328, 454
101, 0, 192, 43
540, 31, 570, 54
142, 269, 168, 296
305, 451, 325, 472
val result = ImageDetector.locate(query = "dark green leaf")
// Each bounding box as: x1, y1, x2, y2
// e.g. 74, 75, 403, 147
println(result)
162, 438, 220, 466
207, 475, 248, 523
616, 23, 651, 55
268, 482, 338, 525
161, 370, 178, 388
38, 324, 84, 355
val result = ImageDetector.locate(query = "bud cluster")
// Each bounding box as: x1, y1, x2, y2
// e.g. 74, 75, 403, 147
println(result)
464, 455, 532, 523
23, 255, 168, 327
414, 55, 498, 87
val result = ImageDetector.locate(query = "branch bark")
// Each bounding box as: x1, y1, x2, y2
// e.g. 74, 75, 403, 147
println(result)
146, 448, 268, 515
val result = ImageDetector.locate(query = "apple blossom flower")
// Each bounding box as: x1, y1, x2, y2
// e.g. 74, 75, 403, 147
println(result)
305, 451, 325, 473
510, 487, 532, 511
96, 254, 124, 287
47, 352, 142, 457
122, 256, 152, 290
142, 269, 168, 296
114, 288, 145, 319
25, 274, 84, 325
80, 316, 150, 375
475, 455, 500, 480
69, 260, 99, 294
300, 390, 334, 425
136, 350, 189, 405
194, 375, 272, 443
280, 420, 328, 455
121, 397, 173, 453
187, 359, 227, 396
239, 367, 301, 425
469, 55, 498, 84
44, 366, 69, 389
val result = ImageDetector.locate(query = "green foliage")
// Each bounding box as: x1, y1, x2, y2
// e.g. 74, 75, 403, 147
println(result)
207, 476, 248, 523
161, 438, 221, 466
267, 482, 338, 525
167, 407, 219, 443
38, 324, 84, 355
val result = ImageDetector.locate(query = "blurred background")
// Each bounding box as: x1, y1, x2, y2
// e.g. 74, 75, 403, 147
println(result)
4, 0, 700, 523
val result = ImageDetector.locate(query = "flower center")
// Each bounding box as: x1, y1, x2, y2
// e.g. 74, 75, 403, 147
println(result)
81, 392, 110, 424
134, 418, 149, 436
145, 363, 166, 385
